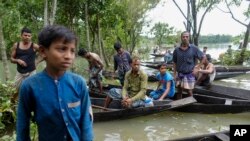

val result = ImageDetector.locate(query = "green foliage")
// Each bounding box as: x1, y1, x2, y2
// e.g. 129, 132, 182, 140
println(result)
199, 34, 233, 44
0, 81, 16, 131
219, 50, 250, 65
150, 22, 174, 46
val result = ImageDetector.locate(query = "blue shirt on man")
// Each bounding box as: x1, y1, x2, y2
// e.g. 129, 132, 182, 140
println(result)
16, 70, 93, 141
173, 44, 203, 74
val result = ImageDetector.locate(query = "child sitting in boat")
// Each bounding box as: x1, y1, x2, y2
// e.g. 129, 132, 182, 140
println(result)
150, 63, 175, 100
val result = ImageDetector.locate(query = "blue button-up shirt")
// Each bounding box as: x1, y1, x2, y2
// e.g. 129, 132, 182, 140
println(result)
173, 44, 203, 74
16, 70, 93, 141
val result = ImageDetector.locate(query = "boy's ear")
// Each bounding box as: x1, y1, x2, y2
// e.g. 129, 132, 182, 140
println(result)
39, 46, 47, 59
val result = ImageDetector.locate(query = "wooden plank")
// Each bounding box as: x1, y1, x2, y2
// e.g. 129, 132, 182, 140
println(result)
215, 133, 230, 141
169, 96, 197, 108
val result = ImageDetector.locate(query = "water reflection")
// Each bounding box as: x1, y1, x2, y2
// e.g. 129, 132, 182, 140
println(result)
214, 73, 250, 89
94, 111, 250, 141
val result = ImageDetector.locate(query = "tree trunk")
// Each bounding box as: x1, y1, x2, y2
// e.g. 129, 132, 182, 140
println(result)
96, 15, 103, 59
85, 2, 91, 51
44, 0, 48, 26
186, 0, 192, 33
191, 0, 198, 45
101, 39, 109, 67
238, 22, 250, 64
0, 18, 11, 81
49, 0, 57, 25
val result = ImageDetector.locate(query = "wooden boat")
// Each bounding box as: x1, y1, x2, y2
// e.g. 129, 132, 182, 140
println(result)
194, 84, 250, 100
141, 63, 173, 69
170, 130, 229, 141
91, 96, 196, 122
142, 63, 250, 73
150, 53, 165, 57
173, 94, 250, 114
90, 84, 250, 114
145, 71, 246, 82
141, 61, 165, 64
215, 65, 250, 72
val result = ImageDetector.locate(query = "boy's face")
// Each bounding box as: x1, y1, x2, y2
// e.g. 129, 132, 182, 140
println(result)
159, 65, 167, 74
41, 40, 76, 72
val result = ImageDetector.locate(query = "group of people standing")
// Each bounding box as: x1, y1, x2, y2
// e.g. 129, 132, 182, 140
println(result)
11, 26, 215, 141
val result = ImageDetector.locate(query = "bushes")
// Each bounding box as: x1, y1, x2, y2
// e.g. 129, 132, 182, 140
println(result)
219, 50, 250, 65
0, 81, 16, 131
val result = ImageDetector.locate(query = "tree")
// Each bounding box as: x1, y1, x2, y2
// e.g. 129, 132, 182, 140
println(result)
150, 23, 174, 47
173, 0, 221, 46
0, 1, 12, 81
117, 0, 160, 53
44, 0, 57, 26
224, 0, 250, 64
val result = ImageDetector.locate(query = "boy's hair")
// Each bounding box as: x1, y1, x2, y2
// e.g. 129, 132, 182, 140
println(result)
38, 25, 77, 48
206, 54, 212, 62
78, 48, 88, 56
21, 27, 32, 34
114, 42, 122, 51
158, 63, 167, 69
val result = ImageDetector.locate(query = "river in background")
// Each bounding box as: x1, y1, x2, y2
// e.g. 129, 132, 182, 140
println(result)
93, 43, 250, 141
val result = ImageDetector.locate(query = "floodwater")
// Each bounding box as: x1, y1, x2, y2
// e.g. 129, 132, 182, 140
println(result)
93, 74, 250, 141
94, 44, 250, 141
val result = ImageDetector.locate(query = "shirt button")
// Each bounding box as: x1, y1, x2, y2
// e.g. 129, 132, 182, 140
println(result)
66, 122, 69, 126
59, 98, 62, 102
64, 135, 67, 139
61, 109, 65, 112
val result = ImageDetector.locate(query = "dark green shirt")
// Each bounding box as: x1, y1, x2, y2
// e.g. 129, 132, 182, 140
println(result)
122, 69, 148, 101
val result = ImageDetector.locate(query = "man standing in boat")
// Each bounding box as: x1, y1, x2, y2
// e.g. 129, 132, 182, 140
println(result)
195, 54, 216, 86
104, 57, 153, 108
113, 42, 132, 86
173, 31, 204, 99
78, 48, 104, 94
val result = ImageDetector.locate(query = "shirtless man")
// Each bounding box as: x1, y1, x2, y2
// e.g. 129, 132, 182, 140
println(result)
10, 27, 40, 99
78, 48, 104, 94
195, 54, 216, 86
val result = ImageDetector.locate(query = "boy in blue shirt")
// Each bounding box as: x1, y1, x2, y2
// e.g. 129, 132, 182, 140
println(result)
150, 63, 175, 100
16, 25, 93, 141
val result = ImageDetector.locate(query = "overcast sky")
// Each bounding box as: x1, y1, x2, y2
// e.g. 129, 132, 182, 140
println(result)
143, 0, 249, 36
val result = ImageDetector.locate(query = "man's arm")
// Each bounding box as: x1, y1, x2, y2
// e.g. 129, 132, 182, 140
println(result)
33, 43, 40, 52
10, 43, 18, 64
113, 56, 117, 72
94, 57, 104, 75
198, 63, 214, 74
121, 73, 129, 99
172, 49, 177, 80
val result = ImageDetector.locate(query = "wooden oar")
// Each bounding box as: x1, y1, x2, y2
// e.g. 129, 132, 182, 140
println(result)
92, 104, 118, 111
